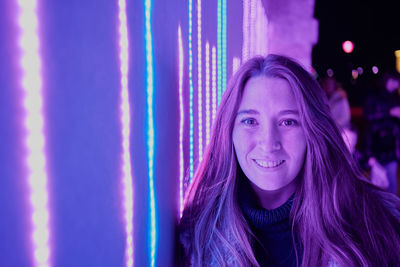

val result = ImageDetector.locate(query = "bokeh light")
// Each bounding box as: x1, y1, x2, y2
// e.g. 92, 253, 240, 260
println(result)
342, 40, 354, 53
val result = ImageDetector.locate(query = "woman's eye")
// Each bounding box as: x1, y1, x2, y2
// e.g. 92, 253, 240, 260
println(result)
280, 119, 297, 126
241, 118, 257, 125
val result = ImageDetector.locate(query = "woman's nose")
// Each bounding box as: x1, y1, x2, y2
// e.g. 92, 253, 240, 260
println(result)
256, 126, 281, 152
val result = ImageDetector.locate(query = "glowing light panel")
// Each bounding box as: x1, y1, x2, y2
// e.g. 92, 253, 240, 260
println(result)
197, 0, 203, 162
17, 0, 51, 266
212, 46, 217, 123
178, 26, 185, 218
205, 42, 210, 146
117, 0, 134, 266
188, 0, 194, 180
144, 0, 157, 266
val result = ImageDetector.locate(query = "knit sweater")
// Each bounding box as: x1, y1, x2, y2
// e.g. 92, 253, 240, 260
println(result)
239, 183, 302, 267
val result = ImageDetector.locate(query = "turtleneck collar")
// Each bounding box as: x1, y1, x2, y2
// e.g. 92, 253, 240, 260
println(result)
238, 178, 294, 231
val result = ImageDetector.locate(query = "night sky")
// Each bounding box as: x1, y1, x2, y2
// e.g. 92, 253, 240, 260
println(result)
313, 0, 400, 105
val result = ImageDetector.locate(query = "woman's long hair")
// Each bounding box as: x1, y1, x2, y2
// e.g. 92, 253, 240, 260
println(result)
179, 54, 400, 266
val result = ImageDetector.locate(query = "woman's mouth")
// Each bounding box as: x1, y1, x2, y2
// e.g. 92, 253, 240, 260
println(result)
253, 159, 285, 168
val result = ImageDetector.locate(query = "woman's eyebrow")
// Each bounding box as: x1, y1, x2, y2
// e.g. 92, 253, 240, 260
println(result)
236, 109, 259, 116
278, 109, 299, 115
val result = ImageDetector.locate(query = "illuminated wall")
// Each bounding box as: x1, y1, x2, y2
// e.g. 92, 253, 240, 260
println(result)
0, 0, 316, 266
262, 0, 318, 68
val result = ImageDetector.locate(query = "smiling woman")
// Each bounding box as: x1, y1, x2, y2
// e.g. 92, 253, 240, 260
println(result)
232, 77, 306, 210
178, 54, 400, 267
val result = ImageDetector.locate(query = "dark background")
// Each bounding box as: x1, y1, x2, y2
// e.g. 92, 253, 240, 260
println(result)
313, 0, 400, 106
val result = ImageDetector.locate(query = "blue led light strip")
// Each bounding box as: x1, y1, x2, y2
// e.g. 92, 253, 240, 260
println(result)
217, 0, 222, 105
144, 0, 157, 266
188, 0, 194, 180
222, 0, 227, 94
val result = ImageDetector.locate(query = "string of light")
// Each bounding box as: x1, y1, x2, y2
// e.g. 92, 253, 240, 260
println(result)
144, 0, 157, 266
117, 0, 134, 266
17, 0, 51, 266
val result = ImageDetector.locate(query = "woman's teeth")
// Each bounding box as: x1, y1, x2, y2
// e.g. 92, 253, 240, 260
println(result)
254, 159, 285, 168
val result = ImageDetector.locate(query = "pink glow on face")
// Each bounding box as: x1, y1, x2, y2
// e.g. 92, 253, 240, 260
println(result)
342, 40, 354, 53
178, 26, 185, 218
212, 46, 217, 123
205, 42, 211, 146
17, 0, 51, 266
118, 0, 134, 266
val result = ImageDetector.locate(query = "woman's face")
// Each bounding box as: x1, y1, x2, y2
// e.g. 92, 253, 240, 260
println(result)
232, 76, 307, 193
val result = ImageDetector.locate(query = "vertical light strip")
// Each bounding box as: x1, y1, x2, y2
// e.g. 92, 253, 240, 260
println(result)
117, 0, 134, 266
254, 0, 268, 56
242, 0, 249, 61
249, 0, 256, 57
217, 0, 222, 104
17, 0, 51, 266
188, 0, 194, 180
178, 26, 185, 218
205, 42, 210, 146
221, 0, 227, 94
232, 57, 241, 74
144, 0, 157, 266
197, 0, 203, 162
211, 46, 217, 123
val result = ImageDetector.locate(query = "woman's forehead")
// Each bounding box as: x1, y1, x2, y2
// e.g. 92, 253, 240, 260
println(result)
239, 76, 299, 112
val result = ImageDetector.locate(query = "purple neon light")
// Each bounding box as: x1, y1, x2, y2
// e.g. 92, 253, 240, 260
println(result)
197, 0, 203, 162
178, 26, 185, 218
117, 0, 134, 266
242, 0, 250, 61
232, 57, 241, 74
254, 0, 268, 55
17, 0, 51, 266
242, 0, 268, 60
212, 46, 217, 123
205, 42, 210, 146
250, 0, 256, 56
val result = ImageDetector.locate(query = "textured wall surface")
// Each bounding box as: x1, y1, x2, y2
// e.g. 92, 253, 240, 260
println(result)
262, 0, 318, 69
